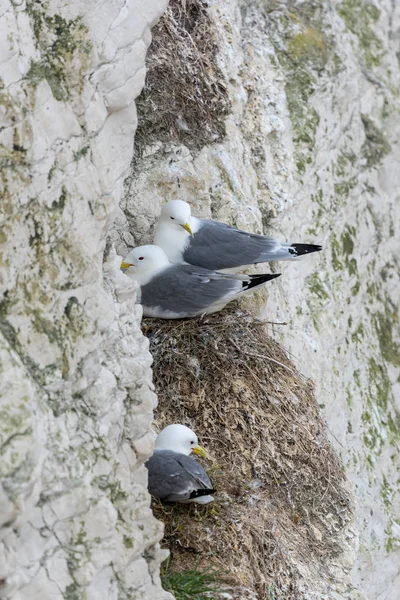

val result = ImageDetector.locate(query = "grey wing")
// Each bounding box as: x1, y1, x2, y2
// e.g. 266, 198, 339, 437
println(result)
183, 220, 283, 270
141, 265, 242, 316
146, 450, 212, 502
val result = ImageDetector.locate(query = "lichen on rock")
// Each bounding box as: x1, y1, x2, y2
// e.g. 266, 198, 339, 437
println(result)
0, 0, 172, 598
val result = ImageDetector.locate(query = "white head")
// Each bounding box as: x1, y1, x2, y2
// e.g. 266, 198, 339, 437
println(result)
159, 200, 193, 235
155, 424, 207, 458
120, 245, 170, 284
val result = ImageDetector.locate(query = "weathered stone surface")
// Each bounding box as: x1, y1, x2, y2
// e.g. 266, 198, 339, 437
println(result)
0, 0, 171, 598
120, 0, 400, 598
2, 0, 399, 597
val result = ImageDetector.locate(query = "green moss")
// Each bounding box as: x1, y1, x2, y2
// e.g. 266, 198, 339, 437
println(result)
76, 521, 87, 545
335, 150, 357, 177
307, 272, 329, 301
337, 0, 384, 67
310, 189, 328, 229
347, 257, 358, 276
287, 27, 328, 70
330, 234, 344, 271
306, 270, 331, 332
351, 323, 365, 344
372, 298, 400, 366
361, 353, 396, 461
341, 227, 355, 256
52, 185, 67, 211
361, 115, 391, 168
353, 369, 361, 388
381, 476, 394, 509
336, 225, 359, 276
296, 156, 308, 175
334, 177, 357, 198
73, 146, 89, 161
95, 478, 128, 504
271, 17, 330, 174
48, 161, 57, 182
123, 535, 134, 549
0, 400, 31, 440
0, 143, 28, 176
25, 60, 67, 102
385, 518, 400, 553
64, 583, 86, 600
25, 6, 92, 102
368, 358, 390, 412
387, 412, 400, 446
362, 421, 384, 455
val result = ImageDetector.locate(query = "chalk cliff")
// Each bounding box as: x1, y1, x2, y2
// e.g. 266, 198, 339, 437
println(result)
1, 0, 399, 599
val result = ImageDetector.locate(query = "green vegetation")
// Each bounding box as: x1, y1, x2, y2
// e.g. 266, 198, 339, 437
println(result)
161, 559, 223, 600
331, 234, 344, 272
381, 476, 394, 509
73, 146, 90, 161
287, 28, 328, 69
269, 9, 332, 175
337, 0, 384, 67
361, 115, 391, 168
335, 225, 359, 276
307, 272, 329, 301
372, 298, 400, 367
368, 358, 390, 412
64, 583, 85, 600
123, 535, 134, 549
385, 518, 400, 553
387, 412, 400, 446
361, 410, 384, 456
25, 6, 92, 101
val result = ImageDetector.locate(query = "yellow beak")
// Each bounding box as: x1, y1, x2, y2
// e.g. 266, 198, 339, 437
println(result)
120, 261, 133, 269
192, 445, 207, 459
180, 222, 193, 236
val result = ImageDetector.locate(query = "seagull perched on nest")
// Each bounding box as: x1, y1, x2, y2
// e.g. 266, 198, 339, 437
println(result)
121, 245, 280, 319
154, 199, 322, 271
146, 424, 215, 504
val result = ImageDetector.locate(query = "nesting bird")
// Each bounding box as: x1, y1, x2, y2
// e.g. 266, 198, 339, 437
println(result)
146, 424, 215, 504
121, 245, 280, 319
154, 199, 322, 271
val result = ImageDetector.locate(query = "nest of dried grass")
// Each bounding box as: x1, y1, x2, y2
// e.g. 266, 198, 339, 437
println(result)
144, 307, 353, 598
134, 0, 230, 155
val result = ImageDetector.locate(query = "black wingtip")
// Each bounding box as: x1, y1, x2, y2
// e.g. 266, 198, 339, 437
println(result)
245, 273, 281, 290
290, 243, 322, 256
189, 488, 216, 499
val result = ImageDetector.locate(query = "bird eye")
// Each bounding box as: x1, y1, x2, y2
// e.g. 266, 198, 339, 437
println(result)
138, 256, 144, 261
190, 441, 194, 445
170, 217, 175, 220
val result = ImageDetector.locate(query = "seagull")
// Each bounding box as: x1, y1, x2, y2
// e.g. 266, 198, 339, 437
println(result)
121, 245, 280, 319
146, 424, 215, 504
154, 199, 322, 271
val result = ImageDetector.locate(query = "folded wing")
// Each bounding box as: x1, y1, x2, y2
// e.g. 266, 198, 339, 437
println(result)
146, 450, 214, 503
183, 220, 321, 270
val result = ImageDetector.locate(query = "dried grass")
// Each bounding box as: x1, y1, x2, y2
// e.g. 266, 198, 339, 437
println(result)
134, 0, 230, 155
144, 307, 353, 598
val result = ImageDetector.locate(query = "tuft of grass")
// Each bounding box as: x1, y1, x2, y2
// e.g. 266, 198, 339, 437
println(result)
161, 558, 223, 600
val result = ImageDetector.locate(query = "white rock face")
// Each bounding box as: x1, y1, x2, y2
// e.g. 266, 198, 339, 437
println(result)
2, 0, 399, 597
119, 0, 400, 598
0, 0, 172, 599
